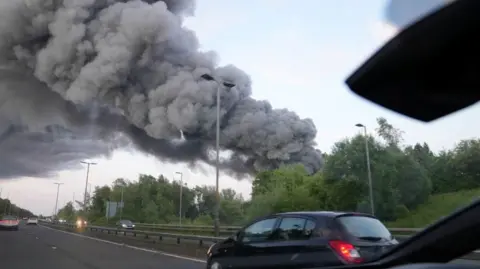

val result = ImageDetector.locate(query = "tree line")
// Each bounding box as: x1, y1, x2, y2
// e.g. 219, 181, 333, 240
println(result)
0, 197, 34, 218
57, 117, 480, 226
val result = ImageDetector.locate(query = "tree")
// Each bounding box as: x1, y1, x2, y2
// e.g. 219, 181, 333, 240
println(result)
81, 119, 479, 226
57, 202, 76, 222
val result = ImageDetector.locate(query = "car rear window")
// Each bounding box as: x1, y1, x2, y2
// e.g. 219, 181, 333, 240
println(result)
336, 215, 392, 239
1, 216, 17, 220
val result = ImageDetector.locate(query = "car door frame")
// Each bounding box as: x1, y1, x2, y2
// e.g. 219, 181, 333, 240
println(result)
265, 215, 316, 268
267, 215, 339, 268
230, 216, 282, 269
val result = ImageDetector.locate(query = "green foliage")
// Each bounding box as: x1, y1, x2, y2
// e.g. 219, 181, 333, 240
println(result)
0, 198, 34, 218
53, 117, 480, 227
57, 202, 76, 222
387, 188, 480, 228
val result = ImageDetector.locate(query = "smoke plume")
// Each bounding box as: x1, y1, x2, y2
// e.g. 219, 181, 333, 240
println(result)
0, 0, 323, 179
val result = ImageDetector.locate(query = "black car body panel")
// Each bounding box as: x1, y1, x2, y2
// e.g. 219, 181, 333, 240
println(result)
207, 211, 397, 269
332, 214, 399, 262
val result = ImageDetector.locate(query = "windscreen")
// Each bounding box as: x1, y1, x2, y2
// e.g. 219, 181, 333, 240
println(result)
121, 220, 133, 225
337, 216, 392, 239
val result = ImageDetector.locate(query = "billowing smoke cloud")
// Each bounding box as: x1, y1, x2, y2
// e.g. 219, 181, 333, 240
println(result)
0, 0, 323, 179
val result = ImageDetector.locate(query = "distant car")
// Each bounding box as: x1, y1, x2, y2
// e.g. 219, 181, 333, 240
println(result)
0, 215, 20, 231
75, 218, 88, 228
26, 217, 38, 225
206, 211, 399, 269
116, 219, 135, 229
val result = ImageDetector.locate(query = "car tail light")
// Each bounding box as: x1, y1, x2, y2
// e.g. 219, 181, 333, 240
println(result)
328, 240, 364, 264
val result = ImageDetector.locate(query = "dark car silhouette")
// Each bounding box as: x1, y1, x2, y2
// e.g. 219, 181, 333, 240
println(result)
206, 211, 398, 269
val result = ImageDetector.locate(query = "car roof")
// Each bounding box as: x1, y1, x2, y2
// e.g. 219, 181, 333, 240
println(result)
272, 211, 375, 219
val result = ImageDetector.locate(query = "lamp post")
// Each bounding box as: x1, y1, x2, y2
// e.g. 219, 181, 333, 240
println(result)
81, 161, 96, 211
355, 123, 375, 215
53, 183, 64, 218
200, 73, 236, 237
119, 186, 124, 220
176, 172, 184, 225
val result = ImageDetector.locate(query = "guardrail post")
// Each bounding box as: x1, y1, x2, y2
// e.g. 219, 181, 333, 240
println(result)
177, 237, 180, 244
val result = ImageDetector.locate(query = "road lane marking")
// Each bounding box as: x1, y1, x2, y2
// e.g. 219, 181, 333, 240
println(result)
39, 225, 206, 263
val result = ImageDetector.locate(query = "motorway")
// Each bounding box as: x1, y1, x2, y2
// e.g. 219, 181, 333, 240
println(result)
0, 224, 204, 269
1, 223, 479, 269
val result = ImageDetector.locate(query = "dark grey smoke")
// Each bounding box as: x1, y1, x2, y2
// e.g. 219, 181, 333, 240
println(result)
0, 0, 323, 179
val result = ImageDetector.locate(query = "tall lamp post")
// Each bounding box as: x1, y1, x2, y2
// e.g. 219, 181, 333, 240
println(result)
200, 73, 236, 237
355, 123, 375, 215
176, 172, 184, 225
81, 161, 97, 211
119, 186, 124, 220
53, 182, 64, 218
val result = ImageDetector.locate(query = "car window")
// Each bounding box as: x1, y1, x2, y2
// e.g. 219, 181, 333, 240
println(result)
336, 215, 392, 239
272, 217, 316, 241
305, 219, 316, 237
120, 220, 133, 225
242, 217, 278, 243
1, 215, 16, 220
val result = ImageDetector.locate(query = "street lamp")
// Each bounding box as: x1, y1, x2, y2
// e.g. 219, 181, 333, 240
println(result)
355, 123, 375, 215
53, 183, 64, 218
119, 185, 124, 220
201, 73, 236, 237
176, 172, 184, 225
81, 161, 97, 211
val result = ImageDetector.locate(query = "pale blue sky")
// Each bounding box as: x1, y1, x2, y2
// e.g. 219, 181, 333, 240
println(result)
2, 0, 478, 215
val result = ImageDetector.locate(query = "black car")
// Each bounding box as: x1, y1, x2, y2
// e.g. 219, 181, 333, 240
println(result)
206, 211, 398, 269
116, 219, 135, 229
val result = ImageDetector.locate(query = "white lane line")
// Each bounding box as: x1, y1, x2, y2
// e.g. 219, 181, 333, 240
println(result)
39, 225, 206, 264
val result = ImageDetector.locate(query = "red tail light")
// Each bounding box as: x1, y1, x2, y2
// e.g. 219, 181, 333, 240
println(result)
329, 240, 364, 264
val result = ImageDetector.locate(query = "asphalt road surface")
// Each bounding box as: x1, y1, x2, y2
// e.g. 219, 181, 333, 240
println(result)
1, 223, 479, 269
0, 224, 205, 269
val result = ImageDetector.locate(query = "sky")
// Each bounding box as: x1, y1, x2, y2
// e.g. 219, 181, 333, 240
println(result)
1, 0, 477, 215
